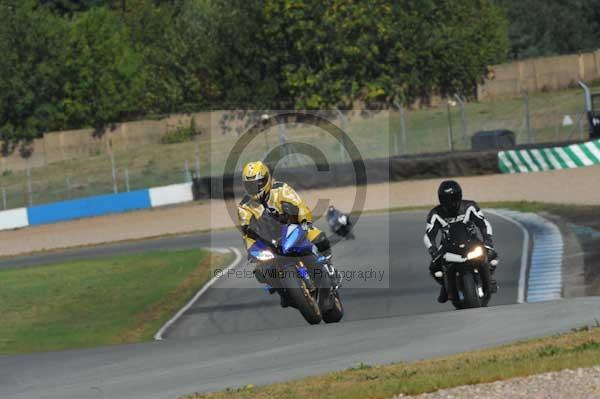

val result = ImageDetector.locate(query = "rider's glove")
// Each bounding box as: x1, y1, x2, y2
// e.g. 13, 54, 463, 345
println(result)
485, 245, 497, 258
485, 244, 498, 270
301, 220, 312, 231
428, 246, 438, 258
264, 206, 279, 217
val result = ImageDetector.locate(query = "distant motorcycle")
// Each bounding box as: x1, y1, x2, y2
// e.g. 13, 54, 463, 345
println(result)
326, 206, 354, 240
432, 222, 497, 309
247, 210, 344, 324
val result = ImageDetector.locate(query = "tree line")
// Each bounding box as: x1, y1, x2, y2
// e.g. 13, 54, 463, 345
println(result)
1, 0, 597, 150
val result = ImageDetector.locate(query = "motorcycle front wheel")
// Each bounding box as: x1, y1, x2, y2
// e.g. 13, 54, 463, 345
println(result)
282, 266, 322, 325
457, 272, 482, 309
322, 290, 344, 323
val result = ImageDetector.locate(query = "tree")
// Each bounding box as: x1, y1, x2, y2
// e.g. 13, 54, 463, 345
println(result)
264, 0, 508, 108
0, 0, 68, 153
189, 0, 284, 109
496, 0, 600, 59
124, 1, 186, 113
60, 7, 144, 130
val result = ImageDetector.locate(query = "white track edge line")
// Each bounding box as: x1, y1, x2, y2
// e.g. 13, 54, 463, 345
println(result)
154, 247, 243, 341
485, 209, 530, 304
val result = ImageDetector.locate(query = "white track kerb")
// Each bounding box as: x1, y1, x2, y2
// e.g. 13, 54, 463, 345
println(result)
489, 209, 564, 303
486, 210, 530, 304
154, 247, 243, 341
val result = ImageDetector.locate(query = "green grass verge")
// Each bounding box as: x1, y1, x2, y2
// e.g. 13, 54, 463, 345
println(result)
182, 325, 600, 399
0, 249, 232, 355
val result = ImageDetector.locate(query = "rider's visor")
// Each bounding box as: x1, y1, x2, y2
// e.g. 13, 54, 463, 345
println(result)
243, 176, 268, 196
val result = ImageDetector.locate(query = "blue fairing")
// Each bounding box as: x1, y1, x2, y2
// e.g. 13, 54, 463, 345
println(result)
248, 241, 270, 260
282, 225, 313, 255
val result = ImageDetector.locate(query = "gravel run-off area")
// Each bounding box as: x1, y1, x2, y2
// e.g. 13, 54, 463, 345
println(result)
395, 367, 600, 399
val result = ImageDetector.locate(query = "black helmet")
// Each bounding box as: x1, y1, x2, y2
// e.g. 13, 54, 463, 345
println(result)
438, 180, 462, 214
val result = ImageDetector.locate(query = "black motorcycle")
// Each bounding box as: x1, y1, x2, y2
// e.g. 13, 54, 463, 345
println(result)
432, 222, 496, 309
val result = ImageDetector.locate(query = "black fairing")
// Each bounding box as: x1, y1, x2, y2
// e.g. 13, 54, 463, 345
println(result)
440, 221, 492, 308
442, 222, 478, 256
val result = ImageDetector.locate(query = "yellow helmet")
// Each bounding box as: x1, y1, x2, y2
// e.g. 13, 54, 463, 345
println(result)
242, 161, 272, 199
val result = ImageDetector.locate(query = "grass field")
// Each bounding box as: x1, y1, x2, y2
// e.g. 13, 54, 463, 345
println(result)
0, 248, 232, 355
182, 325, 600, 399
1, 83, 598, 209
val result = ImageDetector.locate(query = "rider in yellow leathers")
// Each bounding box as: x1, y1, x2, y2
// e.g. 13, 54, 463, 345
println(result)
237, 161, 333, 307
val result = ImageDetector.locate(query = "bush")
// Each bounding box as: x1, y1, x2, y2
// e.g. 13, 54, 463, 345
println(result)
160, 125, 198, 145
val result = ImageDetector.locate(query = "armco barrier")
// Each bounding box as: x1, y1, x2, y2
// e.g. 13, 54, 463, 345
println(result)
0, 182, 197, 231
27, 190, 152, 226
0, 208, 29, 230
5, 140, 595, 231
192, 151, 501, 200
149, 183, 193, 207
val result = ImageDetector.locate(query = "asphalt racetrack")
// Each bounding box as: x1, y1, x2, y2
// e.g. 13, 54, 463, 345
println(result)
1, 210, 600, 399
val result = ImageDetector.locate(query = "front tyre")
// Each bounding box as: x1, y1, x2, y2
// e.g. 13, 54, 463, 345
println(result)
322, 290, 344, 323
283, 269, 322, 325
460, 272, 482, 309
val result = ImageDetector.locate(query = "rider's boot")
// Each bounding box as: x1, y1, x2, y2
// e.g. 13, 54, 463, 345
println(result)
279, 291, 290, 308
431, 267, 448, 303
489, 261, 498, 293
437, 285, 448, 303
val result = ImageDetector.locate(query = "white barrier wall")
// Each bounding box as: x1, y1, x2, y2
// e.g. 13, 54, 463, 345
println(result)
0, 208, 29, 230
149, 183, 194, 208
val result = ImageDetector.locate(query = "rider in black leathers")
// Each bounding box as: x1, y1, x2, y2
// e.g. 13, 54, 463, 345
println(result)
424, 180, 498, 303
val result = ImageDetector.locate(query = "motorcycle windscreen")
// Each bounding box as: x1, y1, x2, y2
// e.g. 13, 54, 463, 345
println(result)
281, 225, 313, 255
247, 213, 283, 247
444, 222, 477, 254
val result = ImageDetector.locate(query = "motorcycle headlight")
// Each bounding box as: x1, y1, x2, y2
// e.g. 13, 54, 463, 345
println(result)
467, 246, 484, 260
255, 250, 275, 261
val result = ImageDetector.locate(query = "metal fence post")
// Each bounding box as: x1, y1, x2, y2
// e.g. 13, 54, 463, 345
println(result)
184, 160, 191, 182
125, 168, 130, 192
335, 108, 348, 163
26, 159, 33, 206
400, 103, 408, 156
2, 187, 6, 210
525, 92, 532, 144
454, 94, 468, 143
66, 177, 72, 199
393, 99, 408, 156
446, 101, 454, 152
195, 135, 201, 177
278, 122, 291, 166
107, 139, 118, 193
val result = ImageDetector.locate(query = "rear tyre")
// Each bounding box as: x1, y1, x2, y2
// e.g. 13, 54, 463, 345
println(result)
283, 271, 322, 325
460, 272, 482, 309
322, 291, 344, 323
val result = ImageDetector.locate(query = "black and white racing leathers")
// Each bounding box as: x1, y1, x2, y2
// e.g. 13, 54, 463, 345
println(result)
423, 200, 494, 280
